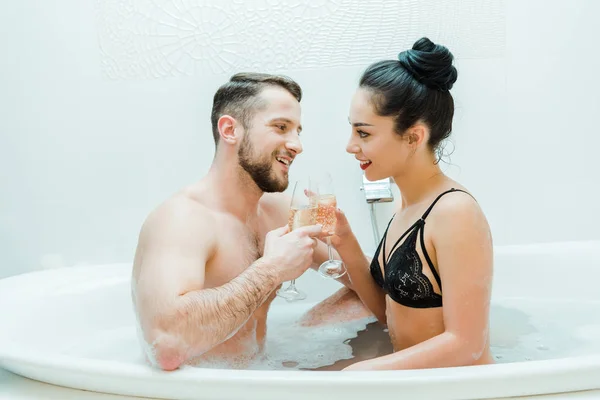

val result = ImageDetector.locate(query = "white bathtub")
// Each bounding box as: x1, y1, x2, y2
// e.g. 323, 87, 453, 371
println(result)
1, 241, 600, 400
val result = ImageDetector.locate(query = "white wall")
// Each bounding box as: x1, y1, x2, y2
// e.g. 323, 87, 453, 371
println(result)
1, 0, 599, 278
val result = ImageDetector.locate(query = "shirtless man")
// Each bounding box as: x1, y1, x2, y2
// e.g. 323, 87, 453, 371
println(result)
132, 73, 370, 371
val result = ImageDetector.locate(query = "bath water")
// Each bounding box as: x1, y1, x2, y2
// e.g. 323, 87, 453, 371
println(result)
60, 299, 600, 371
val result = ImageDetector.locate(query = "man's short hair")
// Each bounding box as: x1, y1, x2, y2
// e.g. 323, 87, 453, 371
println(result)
210, 73, 302, 146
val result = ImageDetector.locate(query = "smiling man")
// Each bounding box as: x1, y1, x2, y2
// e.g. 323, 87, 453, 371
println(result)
131, 73, 370, 371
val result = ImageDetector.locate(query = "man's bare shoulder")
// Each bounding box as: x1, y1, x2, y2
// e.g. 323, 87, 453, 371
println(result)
259, 192, 291, 224
139, 189, 217, 248
260, 192, 290, 209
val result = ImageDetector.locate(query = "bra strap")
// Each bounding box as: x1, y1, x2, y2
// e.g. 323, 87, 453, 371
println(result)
421, 188, 474, 220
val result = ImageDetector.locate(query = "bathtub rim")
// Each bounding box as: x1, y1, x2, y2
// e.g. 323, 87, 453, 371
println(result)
1, 240, 600, 399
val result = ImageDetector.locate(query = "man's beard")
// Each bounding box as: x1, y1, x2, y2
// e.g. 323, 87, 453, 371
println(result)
238, 134, 288, 193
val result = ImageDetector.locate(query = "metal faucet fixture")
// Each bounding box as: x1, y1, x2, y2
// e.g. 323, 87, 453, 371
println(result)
361, 175, 393, 203
360, 174, 394, 245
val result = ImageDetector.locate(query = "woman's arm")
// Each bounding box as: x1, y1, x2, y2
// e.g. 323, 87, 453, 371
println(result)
343, 196, 493, 370
331, 208, 388, 324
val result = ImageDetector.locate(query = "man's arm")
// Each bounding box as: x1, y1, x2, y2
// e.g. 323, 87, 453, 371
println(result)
134, 197, 322, 371
152, 260, 281, 371
133, 198, 281, 371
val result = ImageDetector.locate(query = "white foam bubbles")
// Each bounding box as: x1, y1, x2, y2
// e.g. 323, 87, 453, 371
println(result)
189, 303, 381, 371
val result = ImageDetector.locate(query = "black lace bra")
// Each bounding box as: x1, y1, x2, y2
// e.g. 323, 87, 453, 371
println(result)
369, 188, 472, 309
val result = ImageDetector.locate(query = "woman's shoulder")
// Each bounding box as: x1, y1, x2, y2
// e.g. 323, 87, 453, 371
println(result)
426, 186, 490, 239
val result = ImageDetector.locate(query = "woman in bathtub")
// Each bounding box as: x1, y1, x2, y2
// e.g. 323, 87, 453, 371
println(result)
333, 37, 495, 370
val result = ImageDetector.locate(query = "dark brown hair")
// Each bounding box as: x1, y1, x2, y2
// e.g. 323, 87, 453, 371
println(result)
210, 73, 302, 145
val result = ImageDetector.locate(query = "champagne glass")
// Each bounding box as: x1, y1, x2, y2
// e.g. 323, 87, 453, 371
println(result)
276, 178, 318, 302
314, 173, 347, 279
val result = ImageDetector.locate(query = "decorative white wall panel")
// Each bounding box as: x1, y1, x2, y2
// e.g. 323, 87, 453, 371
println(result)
96, 0, 506, 79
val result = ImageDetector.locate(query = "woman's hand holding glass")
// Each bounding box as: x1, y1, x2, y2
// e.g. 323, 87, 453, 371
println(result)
313, 173, 347, 279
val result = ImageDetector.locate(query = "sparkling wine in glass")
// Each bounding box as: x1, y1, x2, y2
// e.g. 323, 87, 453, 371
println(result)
276, 178, 317, 302
314, 173, 347, 279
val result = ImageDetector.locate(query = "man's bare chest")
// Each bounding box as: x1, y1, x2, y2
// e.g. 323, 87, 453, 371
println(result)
204, 223, 268, 287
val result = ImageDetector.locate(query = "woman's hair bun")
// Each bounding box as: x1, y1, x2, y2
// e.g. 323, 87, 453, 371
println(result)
397, 37, 458, 91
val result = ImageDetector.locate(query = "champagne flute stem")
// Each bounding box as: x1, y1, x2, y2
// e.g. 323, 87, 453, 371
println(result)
327, 236, 333, 260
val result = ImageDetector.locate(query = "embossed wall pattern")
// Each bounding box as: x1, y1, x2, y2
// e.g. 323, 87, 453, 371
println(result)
96, 0, 506, 79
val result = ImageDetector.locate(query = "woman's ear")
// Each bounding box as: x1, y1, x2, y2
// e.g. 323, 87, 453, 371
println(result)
407, 123, 427, 146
